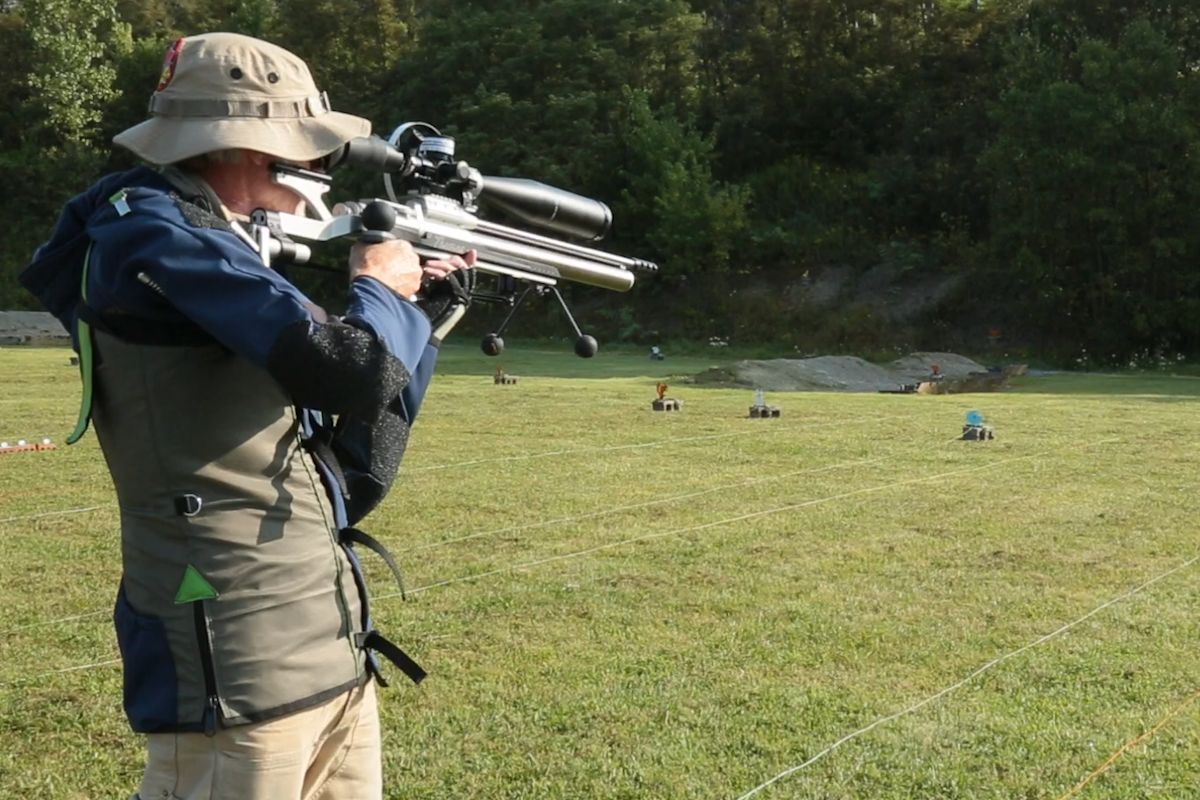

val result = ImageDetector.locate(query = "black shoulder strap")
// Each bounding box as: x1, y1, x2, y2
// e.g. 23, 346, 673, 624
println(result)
354, 630, 427, 685
301, 425, 351, 499
340, 525, 423, 685
341, 526, 407, 600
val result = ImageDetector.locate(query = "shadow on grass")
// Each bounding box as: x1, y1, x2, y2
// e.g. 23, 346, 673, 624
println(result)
436, 343, 1200, 401
1009, 373, 1200, 399
433, 340, 737, 382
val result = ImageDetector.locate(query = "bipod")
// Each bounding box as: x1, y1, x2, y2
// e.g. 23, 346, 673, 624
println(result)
479, 276, 598, 358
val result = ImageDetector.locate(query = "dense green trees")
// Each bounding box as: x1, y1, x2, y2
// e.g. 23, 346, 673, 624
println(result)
984, 10, 1200, 360
3, 0, 1199, 363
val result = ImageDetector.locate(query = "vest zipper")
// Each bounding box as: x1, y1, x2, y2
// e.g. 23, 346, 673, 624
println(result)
192, 600, 220, 736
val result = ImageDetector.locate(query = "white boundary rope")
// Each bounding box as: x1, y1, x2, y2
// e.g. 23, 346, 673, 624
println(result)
380, 449, 1056, 599
0, 505, 111, 525
732, 552, 1200, 800
33, 657, 122, 680
3, 609, 108, 634
0, 448, 1029, 685
398, 455, 891, 554
404, 415, 901, 473
0, 417, 896, 529
0, 656, 125, 688
0, 454, 890, 638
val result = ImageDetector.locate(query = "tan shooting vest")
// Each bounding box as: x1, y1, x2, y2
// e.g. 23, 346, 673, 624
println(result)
93, 329, 366, 731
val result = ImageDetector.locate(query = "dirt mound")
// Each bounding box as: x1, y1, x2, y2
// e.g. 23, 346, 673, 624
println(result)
694, 352, 990, 393
0, 311, 68, 345
887, 352, 989, 382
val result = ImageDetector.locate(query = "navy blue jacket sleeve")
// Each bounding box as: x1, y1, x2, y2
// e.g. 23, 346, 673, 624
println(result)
88, 197, 319, 367
85, 193, 432, 416
345, 276, 438, 422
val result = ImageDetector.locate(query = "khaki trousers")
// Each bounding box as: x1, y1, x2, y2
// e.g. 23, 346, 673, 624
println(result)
135, 680, 381, 800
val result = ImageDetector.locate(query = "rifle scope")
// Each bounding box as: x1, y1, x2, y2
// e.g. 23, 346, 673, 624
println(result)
477, 177, 611, 242
330, 129, 613, 242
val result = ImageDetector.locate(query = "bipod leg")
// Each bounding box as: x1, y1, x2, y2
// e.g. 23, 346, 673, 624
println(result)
549, 287, 584, 338
481, 284, 536, 356
493, 285, 535, 338
549, 287, 599, 358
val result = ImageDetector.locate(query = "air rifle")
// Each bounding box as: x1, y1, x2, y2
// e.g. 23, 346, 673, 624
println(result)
244, 121, 658, 357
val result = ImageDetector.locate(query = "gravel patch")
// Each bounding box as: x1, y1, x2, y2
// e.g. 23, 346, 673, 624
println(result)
695, 352, 991, 392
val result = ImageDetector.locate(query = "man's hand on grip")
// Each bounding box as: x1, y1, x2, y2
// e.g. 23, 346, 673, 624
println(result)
418, 250, 477, 344
349, 239, 423, 298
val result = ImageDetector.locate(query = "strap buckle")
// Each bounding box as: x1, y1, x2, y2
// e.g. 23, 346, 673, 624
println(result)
174, 494, 203, 517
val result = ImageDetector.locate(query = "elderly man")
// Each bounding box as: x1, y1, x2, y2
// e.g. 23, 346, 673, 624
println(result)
20, 32, 470, 799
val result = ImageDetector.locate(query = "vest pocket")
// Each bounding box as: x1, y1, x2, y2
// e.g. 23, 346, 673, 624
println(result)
114, 582, 179, 732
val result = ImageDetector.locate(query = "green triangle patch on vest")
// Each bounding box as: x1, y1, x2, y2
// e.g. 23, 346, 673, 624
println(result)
175, 565, 219, 604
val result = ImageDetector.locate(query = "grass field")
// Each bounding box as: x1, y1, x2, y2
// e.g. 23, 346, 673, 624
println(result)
1, 343, 1199, 799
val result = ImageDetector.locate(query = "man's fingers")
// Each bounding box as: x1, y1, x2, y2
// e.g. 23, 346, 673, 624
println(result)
421, 264, 455, 279
421, 250, 476, 279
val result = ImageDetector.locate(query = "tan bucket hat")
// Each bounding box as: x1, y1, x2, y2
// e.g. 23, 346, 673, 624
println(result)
113, 32, 371, 165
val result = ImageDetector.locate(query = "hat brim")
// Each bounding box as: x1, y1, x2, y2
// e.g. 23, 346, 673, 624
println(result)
113, 112, 371, 165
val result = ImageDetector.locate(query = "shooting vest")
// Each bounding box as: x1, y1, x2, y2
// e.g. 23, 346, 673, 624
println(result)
93, 329, 367, 732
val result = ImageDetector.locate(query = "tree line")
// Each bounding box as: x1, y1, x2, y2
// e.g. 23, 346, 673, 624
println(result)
3, 0, 1199, 364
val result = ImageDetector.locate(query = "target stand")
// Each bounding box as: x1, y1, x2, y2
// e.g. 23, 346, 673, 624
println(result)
651, 382, 681, 411
748, 389, 781, 418
961, 410, 995, 441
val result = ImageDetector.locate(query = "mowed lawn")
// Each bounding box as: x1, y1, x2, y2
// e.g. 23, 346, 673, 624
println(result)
1, 344, 1198, 799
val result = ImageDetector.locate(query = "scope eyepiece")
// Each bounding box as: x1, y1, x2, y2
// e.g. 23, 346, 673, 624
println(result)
326, 135, 408, 174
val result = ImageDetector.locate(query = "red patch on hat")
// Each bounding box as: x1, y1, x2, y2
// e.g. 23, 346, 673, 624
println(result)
156, 38, 184, 92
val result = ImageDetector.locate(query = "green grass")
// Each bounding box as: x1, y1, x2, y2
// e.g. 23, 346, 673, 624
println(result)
1, 343, 1199, 799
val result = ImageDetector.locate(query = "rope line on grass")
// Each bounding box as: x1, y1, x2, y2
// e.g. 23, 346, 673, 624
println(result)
404, 415, 902, 473
0, 656, 124, 691
0, 417, 891, 529
733, 549, 1196, 800
0, 446, 1048, 683
398, 454, 892, 554
35, 657, 122, 679
0, 438, 1126, 704
0, 505, 111, 525
0, 420, 904, 635
1053, 687, 1200, 800
0, 452, 891, 638
381, 447, 1061, 600
3, 609, 108, 634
